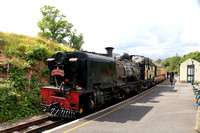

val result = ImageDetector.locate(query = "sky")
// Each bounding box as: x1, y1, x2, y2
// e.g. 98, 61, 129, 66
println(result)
0, 0, 200, 60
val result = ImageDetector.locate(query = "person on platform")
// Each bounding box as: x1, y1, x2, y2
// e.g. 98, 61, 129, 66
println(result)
175, 71, 178, 77
170, 70, 175, 86
167, 71, 169, 79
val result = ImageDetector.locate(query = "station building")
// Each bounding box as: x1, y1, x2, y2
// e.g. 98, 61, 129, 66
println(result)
180, 58, 200, 83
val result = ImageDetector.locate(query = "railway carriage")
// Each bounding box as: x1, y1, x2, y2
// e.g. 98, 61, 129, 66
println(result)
155, 66, 166, 83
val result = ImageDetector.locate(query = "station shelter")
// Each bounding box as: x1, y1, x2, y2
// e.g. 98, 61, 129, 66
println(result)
180, 58, 200, 83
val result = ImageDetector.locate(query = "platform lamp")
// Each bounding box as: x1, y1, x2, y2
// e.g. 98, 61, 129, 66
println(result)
191, 57, 195, 85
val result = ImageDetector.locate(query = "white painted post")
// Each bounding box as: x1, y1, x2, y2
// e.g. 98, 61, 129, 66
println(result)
195, 106, 200, 131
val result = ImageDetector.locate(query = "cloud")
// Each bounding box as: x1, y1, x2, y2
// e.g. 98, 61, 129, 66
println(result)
0, 0, 200, 60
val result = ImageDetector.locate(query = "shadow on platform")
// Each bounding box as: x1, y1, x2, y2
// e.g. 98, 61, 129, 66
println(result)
84, 78, 178, 123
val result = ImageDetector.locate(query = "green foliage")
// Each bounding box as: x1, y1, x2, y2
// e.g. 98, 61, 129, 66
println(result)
0, 68, 43, 123
9, 69, 26, 91
0, 31, 76, 123
39, 65, 50, 79
161, 58, 170, 67
38, 5, 84, 50
154, 54, 181, 74
25, 45, 49, 61
28, 59, 37, 66
179, 51, 200, 64
155, 59, 162, 65
156, 52, 200, 75
194, 80, 200, 85
0, 31, 74, 63
8, 58, 30, 70
17, 43, 28, 52
161, 54, 181, 72
177, 51, 200, 76
37, 5, 72, 44
69, 30, 84, 50
0, 90, 19, 122
0, 78, 13, 91
0, 88, 43, 122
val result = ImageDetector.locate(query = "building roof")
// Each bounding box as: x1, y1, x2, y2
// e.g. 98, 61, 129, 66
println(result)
180, 58, 200, 66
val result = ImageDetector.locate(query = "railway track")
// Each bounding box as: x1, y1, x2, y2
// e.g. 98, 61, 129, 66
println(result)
0, 84, 158, 133
0, 98, 130, 133
0, 116, 70, 133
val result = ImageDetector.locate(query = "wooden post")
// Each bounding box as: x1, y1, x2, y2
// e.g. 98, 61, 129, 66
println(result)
196, 106, 200, 132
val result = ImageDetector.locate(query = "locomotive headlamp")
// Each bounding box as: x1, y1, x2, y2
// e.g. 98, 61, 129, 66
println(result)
55, 51, 67, 64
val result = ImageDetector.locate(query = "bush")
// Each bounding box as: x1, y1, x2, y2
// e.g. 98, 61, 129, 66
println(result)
28, 59, 37, 66
0, 89, 43, 122
0, 79, 13, 97
39, 65, 49, 78
7, 58, 30, 70
17, 43, 28, 57
0, 92, 17, 122
0, 32, 75, 123
0, 82, 12, 91
0, 69, 43, 123
25, 45, 49, 61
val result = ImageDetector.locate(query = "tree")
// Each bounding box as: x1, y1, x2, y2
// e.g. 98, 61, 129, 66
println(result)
161, 54, 181, 72
68, 29, 84, 50
169, 56, 181, 71
155, 59, 162, 65
161, 58, 170, 67
179, 51, 200, 64
38, 5, 84, 50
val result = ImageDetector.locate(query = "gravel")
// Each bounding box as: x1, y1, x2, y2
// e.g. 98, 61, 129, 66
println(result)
0, 113, 49, 130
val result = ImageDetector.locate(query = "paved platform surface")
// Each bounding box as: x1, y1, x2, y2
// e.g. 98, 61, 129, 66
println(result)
44, 77, 197, 133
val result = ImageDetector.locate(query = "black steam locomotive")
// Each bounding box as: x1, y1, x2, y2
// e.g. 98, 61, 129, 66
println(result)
40, 47, 165, 118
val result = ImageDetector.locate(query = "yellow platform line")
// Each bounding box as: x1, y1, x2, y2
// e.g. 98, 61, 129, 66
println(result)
64, 85, 160, 133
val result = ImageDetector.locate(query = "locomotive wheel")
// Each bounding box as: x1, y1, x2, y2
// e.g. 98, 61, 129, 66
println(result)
141, 83, 148, 90
136, 88, 143, 94
83, 99, 95, 112
88, 99, 95, 110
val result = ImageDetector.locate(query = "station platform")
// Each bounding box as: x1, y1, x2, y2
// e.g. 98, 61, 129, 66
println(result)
44, 77, 197, 133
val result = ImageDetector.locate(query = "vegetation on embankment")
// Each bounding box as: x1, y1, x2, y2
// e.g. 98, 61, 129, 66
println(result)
0, 31, 74, 123
155, 52, 200, 74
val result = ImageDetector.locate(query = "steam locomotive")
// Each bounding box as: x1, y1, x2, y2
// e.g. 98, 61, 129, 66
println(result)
40, 47, 166, 118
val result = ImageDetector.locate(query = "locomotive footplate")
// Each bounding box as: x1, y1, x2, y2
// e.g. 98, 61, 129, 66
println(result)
41, 103, 77, 118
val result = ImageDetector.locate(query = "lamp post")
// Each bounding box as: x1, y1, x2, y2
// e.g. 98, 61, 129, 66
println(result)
191, 57, 195, 85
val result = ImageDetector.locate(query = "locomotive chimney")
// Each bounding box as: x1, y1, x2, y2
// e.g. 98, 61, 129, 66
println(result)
105, 47, 114, 57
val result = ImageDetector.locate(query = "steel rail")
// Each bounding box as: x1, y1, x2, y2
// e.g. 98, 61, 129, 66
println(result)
25, 119, 66, 133
0, 116, 50, 133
